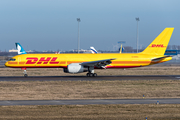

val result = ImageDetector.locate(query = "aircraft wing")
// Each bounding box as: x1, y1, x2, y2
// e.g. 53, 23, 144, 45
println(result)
80, 58, 116, 68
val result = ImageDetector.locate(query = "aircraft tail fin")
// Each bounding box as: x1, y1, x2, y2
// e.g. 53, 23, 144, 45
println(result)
119, 44, 124, 53
141, 28, 174, 55
15, 43, 27, 54
90, 47, 98, 54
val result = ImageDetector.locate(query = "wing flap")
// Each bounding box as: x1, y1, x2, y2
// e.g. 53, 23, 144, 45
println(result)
80, 58, 116, 68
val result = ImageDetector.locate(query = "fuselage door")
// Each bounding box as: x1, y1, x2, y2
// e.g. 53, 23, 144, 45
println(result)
18, 57, 21, 63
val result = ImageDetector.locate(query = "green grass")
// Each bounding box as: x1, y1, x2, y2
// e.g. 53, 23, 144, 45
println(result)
0, 80, 179, 100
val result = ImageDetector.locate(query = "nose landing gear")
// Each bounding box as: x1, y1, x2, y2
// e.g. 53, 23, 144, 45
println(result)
21, 68, 28, 77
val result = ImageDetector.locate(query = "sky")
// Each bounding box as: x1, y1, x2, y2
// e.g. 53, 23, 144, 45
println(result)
0, 0, 180, 51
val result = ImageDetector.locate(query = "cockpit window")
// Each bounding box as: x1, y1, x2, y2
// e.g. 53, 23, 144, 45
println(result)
9, 58, 16, 61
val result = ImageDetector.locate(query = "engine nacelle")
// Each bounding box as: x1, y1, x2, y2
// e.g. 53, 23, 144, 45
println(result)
63, 63, 88, 74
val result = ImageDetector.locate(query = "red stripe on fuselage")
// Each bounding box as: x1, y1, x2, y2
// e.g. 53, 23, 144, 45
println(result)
8, 62, 18, 64
112, 61, 151, 64
19, 62, 25, 64
8, 65, 142, 69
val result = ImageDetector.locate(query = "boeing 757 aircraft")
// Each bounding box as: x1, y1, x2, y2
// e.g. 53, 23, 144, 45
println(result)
5, 28, 174, 77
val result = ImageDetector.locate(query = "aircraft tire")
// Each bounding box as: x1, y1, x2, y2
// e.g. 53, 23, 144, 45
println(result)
87, 73, 97, 77
86, 73, 90, 77
90, 73, 93, 77
24, 74, 28, 77
93, 73, 97, 77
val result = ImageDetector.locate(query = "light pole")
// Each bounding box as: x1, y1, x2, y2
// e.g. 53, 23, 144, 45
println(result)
135, 17, 140, 53
77, 18, 81, 53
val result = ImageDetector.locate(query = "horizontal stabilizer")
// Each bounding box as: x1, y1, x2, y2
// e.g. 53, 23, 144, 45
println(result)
151, 56, 171, 62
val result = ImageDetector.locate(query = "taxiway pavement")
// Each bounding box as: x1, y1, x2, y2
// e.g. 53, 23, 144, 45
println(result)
0, 98, 180, 106
0, 75, 180, 81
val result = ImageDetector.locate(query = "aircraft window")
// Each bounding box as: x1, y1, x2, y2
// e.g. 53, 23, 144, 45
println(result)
9, 58, 16, 61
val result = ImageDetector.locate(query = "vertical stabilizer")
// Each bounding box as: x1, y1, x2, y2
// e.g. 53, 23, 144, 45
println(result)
15, 43, 27, 54
119, 44, 124, 53
141, 28, 174, 55
90, 47, 98, 54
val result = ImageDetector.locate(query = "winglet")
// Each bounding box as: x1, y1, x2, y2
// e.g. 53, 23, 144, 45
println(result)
15, 43, 27, 54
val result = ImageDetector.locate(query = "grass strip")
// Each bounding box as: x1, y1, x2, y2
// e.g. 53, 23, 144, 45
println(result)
0, 104, 180, 120
0, 80, 179, 100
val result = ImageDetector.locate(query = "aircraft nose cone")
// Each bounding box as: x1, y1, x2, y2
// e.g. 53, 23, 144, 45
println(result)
5, 61, 8, 67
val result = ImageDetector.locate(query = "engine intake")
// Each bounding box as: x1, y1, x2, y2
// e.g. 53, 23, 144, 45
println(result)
63, 63, 88, 74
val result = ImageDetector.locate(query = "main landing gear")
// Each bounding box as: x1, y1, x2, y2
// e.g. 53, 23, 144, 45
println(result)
86, 66, 97, 77
22, 68, 28, 77
86, 73, 97, 77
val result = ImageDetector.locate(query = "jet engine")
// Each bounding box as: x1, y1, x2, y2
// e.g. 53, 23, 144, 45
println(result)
63, 63, 88, 74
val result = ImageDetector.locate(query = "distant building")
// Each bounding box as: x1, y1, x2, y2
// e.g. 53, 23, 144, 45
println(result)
9, 49, 18, 52
72, 49, 91, 53
165, 50, 180, 56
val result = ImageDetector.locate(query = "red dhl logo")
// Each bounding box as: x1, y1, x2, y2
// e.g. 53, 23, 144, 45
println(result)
26, 57, 59, 64
149, 44, 166, 48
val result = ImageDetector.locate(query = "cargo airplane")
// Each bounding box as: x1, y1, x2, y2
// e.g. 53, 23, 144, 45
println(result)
5, 28, 174, 77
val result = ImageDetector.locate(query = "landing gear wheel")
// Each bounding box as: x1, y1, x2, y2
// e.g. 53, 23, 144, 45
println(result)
24, 74, 28, 77
90, 73, 93, 77
87, 73, 97, 77
93, 73, 97, 77
86, 73, 90, 77
23, 69, 28, 77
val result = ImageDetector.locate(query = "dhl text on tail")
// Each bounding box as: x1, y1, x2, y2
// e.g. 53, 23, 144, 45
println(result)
5, 28, 174, 77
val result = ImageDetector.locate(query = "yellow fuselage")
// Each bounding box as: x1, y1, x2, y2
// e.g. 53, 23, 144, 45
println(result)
5, 53, 172, 68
